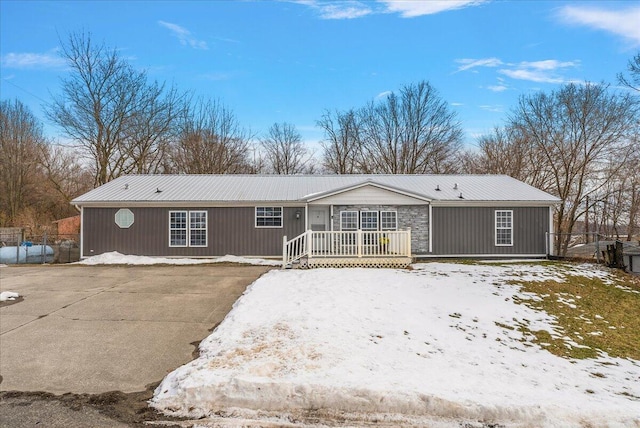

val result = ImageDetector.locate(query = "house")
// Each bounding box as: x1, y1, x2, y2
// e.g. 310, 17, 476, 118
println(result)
71, 174, 560, 267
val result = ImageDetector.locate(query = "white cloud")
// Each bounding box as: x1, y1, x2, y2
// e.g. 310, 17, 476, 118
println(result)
499, 59, 579, 84
1, 52, 66, 69
450, 102, 464, 106
158, 21, 208, 50
380, 0, 488, 17
289, 0, 371, 19
376, 90, 392, 99
455, 57, 503, 72
558, 5, 640, 46
486, 84, 508, 92
479, 104, 503, 113
289, 0, 486, 19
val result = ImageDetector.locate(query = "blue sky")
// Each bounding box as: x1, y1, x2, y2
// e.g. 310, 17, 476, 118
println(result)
1, 0, 639, 150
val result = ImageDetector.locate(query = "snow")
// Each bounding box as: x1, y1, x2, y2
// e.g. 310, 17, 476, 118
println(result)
76, 251, 281, 266
0, 291, 20, 301
151, 262, 640, 427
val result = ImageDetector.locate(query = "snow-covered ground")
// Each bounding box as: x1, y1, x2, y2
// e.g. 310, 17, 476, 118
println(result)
151, 262, 640, 427
77, 251, 281, 266
0, 291, 20, 301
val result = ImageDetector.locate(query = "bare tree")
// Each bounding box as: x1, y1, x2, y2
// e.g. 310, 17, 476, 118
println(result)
45, 32, 181, 185
171, 99, 254, 174
317, 109, 363, 174
358, 81, 463, 174
509, 82, 639, 255
0, 99, 48, 226
618, 52, 640, 92
464, 126, 554, 191
260, 122, 312, 174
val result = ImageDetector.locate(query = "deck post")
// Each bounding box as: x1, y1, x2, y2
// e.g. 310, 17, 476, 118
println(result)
306, 230, 312, 259
282, 235, 287, 268
357, 229, 362, 258
406, 228, 411, 257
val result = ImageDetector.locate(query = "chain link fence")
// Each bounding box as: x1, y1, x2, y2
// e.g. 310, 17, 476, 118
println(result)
0, 230, 80, 264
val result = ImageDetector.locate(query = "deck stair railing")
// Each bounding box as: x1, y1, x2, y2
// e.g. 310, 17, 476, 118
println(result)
283, 229, 411, 268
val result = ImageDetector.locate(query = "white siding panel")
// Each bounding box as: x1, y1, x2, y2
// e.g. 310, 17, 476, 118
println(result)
310, 186, 429, 206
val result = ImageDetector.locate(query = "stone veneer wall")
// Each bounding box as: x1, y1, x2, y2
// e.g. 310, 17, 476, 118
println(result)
331, 205, 429, 254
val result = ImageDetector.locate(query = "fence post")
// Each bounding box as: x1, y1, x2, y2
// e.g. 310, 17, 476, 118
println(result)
16, 232, 20, 264
595, 234, 600, 264
42, 232, 47, 264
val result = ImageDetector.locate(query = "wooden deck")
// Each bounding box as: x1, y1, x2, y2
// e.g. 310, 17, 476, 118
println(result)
283, 230, 412, 268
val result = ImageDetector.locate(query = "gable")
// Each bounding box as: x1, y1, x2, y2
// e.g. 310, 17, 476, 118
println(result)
308, 184, 429, 205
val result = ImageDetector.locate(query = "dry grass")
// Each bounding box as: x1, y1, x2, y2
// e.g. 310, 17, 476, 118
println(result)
509, 265, 640, 360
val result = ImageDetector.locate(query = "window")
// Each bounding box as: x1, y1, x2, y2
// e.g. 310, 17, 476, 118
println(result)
115, 208, 134, 229
169, 211, 207, 247
380, 211, 397, 231
340, 211, 358, 230
495, 210, 513, 246
360, 211, 379, 231
189, 211, 207, 247
256, 207, 282, 227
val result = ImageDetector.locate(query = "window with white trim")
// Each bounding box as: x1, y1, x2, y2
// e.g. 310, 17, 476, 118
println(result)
189, 211, 207, 247
340, 211, 358, 230
115, 208, 134, 229
380, 211, 397, 231
255, 207, 282, 228
169, 211, 207, 247
360, 211, 379, 231
495, 210, 513, 246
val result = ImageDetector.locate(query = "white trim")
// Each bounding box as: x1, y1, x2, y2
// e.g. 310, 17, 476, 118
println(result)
169, 210, 188, 248
340, 211, 358, 231
380, 210, 398, 231
189, 210, 208, 248
495, 210, 514, 247
360, 210, 379, 231
428, 204, 433, 253
255, 206, 284, 228
75, 201, 306, 208
114, 208, 134, 229
432, 201, 559, 208
548, 206, 555, 257
305, 181, 432, 203
415, 254, 547, 259
79, 206, 84, 259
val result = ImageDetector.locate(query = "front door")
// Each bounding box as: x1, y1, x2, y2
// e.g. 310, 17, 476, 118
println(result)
309, 207, 330, 252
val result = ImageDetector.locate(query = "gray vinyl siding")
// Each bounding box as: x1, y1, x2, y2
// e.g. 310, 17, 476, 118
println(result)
431, 206, 549, 255
83, 206, 305, 257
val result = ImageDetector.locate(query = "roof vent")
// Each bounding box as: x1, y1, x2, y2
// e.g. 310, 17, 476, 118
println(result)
124, 184, 129, 190
453, 183, 458, 190
435, 185, 441, 191
459, 192, 464, 199
155, 188, 162, 193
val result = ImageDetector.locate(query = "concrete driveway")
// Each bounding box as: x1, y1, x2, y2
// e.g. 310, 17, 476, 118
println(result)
0, 264, 271, 394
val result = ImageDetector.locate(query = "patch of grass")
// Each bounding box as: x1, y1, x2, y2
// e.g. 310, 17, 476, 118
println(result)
508, 265, 640, 360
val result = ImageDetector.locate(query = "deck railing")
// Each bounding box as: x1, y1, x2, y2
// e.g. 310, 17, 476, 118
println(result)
283, 229, 411, 268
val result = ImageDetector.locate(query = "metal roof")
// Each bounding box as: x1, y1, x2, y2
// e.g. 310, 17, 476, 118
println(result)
71, 174, 560, 205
